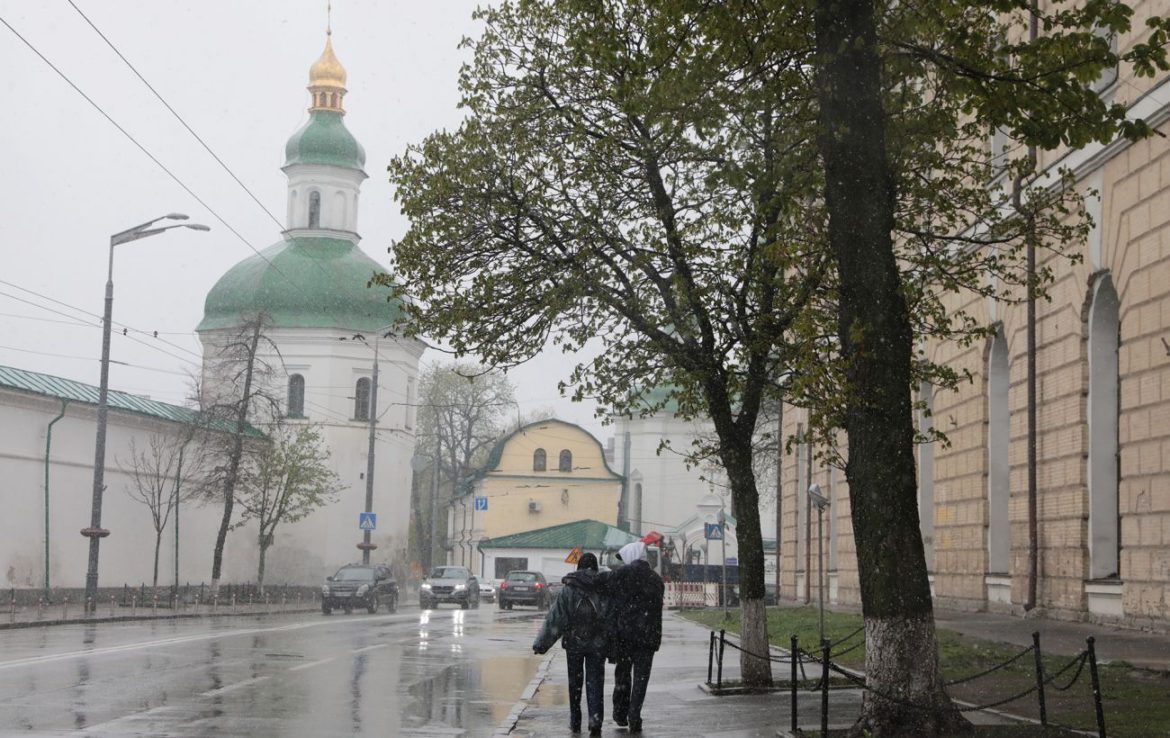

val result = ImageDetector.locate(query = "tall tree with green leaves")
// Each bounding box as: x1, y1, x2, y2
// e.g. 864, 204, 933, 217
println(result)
809, 0, 1170, 734
380, 0, 828, 684
235, 423, 341, 592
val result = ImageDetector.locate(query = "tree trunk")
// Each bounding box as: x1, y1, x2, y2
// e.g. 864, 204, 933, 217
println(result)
210, 319, 264, 592
721, 431, 773, 685
152, 529, 162, 590
813, 0, 967, 734
257, 540, 268, 595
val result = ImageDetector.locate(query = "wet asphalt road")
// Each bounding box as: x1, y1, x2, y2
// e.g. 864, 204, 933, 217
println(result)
0, 605, 548, 737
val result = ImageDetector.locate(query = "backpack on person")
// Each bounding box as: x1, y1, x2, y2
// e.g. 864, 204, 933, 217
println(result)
566, 591, 604, 651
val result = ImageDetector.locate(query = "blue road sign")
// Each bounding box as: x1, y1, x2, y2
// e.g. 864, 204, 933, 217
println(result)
704, 522, 723, 540
359, 512, 377, 530
474, 496, 488, 512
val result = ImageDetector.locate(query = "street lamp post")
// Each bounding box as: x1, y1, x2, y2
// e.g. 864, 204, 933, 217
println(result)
716, 508, 728, 619
808, 483, 831, 643
83, 213, 209, 611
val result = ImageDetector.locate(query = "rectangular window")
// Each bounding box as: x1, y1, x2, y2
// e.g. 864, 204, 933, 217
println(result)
494, 557, 528, 579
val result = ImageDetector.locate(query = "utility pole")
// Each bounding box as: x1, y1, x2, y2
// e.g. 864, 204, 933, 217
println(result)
428, 458, 440, 567
360, 350, 380, 565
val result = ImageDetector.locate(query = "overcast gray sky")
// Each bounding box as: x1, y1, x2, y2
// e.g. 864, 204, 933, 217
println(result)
0, 0, 604, 435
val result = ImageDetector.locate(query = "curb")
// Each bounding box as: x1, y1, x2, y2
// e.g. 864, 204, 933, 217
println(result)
0, 608, 319, 631
492, 649, 557, 737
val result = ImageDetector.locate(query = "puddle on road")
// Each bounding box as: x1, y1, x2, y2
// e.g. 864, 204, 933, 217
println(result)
401, 655, 538, 734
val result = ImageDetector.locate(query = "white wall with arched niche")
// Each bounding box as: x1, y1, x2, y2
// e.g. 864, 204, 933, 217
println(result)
1087, 273, 1120, 581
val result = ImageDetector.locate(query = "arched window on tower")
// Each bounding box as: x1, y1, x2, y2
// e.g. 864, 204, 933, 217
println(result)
308, 190, 321, 229
287, 374, 305, 419
354, 377, 371, 422
559, 449, 572, 472
533, 448, 547, 472
1087, 273, 1120, 579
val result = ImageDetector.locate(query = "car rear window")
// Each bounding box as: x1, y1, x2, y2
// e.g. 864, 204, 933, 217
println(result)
507, 572, 538, 582
334, 568, 375, 581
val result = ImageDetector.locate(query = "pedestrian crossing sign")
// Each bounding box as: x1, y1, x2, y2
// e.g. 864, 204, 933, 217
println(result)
565, 546, 582, 564
704, 522, 723, 540
359, 512, 377, 530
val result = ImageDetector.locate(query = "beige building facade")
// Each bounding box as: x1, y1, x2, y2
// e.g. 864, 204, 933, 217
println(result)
777, 19, 1170, 628
446, 419, 623, 568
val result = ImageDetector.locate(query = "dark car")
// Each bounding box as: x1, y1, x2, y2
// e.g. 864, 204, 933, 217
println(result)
321, 564, 398, 615
497, 570, 549, 610
419, 566, 480, 609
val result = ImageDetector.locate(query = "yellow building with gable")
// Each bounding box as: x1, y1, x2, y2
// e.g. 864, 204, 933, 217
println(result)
446, 418, 623, 569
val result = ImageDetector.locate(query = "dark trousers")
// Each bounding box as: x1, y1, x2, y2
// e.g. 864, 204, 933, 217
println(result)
566, 649, 605, 729
612, 651, 654, 725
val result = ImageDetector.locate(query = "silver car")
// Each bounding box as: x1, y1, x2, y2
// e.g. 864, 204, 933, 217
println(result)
478, 581, 496, 603
419, 566, 480, 609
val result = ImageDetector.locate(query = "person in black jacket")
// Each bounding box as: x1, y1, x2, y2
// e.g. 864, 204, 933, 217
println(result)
533, 552, 609, 735
597, 541, 663, 734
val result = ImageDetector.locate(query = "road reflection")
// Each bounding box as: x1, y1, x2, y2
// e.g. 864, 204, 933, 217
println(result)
0, 610, 544, 736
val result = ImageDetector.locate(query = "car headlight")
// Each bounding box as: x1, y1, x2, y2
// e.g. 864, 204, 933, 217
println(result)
357, 584, 369, 595
420, 583, 432, 590
454, 584, 466, 591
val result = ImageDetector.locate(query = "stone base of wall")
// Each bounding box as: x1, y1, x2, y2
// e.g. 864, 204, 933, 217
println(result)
1085, 580, 1124, 618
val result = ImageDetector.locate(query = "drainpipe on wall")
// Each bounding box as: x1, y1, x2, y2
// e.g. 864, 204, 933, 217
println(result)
44, 399, 69, 595
619, 430, 631, 529
1020, 1, 1040, 612
775, 402, 783, 599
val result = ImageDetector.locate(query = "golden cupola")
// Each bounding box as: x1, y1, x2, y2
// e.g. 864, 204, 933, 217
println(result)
308, 31, 347, 114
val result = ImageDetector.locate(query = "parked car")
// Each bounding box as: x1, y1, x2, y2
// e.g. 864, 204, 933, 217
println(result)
419, 566, 480, 609
478, 580, 496, 603
497, 570, 549, 610
321, 564, 398, 615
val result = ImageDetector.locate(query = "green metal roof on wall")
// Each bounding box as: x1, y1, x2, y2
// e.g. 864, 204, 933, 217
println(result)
284, 110, 366, 171
198, 235, 406, 332
479, 519, 638, 550
0, 364, 262, 436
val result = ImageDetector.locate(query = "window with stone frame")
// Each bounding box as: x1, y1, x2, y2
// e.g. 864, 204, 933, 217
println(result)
354, 377, 371, 421
287, 373, 305, 419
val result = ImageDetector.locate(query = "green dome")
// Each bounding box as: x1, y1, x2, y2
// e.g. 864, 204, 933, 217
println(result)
198, 236, 404, 332
284, 110, 366, 170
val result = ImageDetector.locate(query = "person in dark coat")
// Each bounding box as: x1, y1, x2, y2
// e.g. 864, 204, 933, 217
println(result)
533, 552, 609, 734
597, 541, 663, 734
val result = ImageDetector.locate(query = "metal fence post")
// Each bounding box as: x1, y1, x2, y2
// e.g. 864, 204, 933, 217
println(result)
707, 630, 715, 685
821, 639, 830, 736
717, 629, 726, 689
1031, 631, 1047, 726
791, 635, 799, 735
1087, 637, 1106, 738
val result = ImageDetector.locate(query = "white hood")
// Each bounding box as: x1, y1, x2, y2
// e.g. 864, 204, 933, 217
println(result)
618, 541, 646, 563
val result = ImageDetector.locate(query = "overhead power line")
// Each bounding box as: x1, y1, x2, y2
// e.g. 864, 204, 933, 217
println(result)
0, 343, 189, 377
0, 279, 200, 361
65, 0, 286, 233
0, 13, 293, 285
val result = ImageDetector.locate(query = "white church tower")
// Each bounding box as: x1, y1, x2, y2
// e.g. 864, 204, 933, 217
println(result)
197, 29, 423, 580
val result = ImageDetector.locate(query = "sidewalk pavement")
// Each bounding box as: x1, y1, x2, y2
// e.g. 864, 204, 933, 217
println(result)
931, 606, 1170, 673
505, 605, 1170, 737
505, 613, 1022, 737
